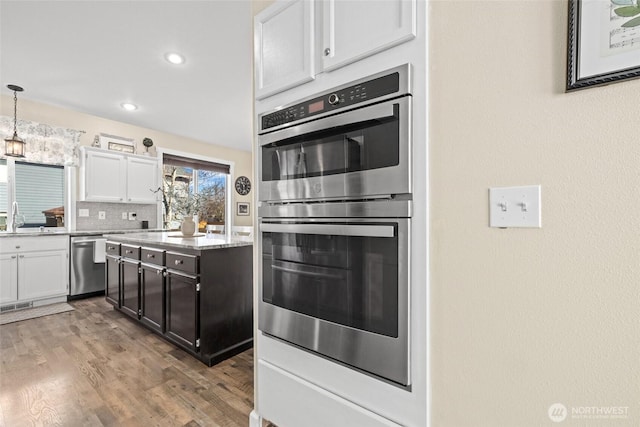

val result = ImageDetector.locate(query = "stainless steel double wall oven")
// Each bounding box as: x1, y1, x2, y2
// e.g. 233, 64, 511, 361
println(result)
258, 64, 413, 386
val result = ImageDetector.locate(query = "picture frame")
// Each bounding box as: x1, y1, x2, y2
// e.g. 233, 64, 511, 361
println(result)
567, 0, 640, 91
237, 202, 250, 216
99, 133, 136, 154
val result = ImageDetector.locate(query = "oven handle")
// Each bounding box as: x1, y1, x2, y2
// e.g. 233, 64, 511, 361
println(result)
260, 222, 395, 238
258, 99, 401, 146
271, 261, 346, 279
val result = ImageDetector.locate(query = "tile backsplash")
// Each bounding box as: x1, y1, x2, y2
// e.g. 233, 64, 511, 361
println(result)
76, 201, 158, 231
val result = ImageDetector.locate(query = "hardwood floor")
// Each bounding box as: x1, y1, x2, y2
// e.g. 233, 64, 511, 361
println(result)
0, 297, 254, 427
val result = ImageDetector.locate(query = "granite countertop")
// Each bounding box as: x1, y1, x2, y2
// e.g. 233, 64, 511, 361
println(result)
103, 231, 253, 251
0, 228, 165, 238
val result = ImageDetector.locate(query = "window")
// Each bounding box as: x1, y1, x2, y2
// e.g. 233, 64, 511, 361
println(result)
0, 159, 65, 230
0, 159, 6, 230
161, 153, 230, 231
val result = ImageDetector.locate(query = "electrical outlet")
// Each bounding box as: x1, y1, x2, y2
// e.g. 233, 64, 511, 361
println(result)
98, 211, 106, 220
128, 212, 137, 221
78, 209, 89, 217
122, 212, 128, 220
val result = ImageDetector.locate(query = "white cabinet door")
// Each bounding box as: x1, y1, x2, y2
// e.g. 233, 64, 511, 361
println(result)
18, 251, 68, 301
84, 150, 127, 202
126, 157, 159, 203
322, 0, 416, 71
255, 0, 315, 99
0, 254, 18, 305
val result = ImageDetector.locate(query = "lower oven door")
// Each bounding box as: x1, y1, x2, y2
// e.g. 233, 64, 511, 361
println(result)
259, 219, 410, 386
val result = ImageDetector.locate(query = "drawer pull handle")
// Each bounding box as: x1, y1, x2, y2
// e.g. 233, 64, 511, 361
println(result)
108, 246, 115, 250
175, 259, 183, 265
11, 255, 16, 259
147, 254, 154, 259
15, 245, 20, 249
126, 250, 132, 254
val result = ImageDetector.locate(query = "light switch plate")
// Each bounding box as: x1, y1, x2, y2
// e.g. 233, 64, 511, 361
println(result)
122, 212, 127, 220
78, 208, 89, 217
98, 211, 106, 220
489, 185, 541, 228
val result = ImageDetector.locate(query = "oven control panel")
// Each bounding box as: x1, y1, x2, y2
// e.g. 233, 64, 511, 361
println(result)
261, 71, 402, 131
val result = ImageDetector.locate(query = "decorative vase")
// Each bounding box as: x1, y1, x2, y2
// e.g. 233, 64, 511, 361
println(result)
180, 216, 196, 236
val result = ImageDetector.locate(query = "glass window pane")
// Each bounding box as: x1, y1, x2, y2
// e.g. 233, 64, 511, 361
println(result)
0, 159, 7, 231
15, 162, 64, 227
197, 170, 226, 225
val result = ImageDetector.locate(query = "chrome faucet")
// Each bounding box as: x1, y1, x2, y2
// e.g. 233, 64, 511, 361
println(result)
10, 201, 23, 231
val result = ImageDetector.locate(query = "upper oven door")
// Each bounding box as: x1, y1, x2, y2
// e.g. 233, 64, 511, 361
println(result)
259, 96, 411, 202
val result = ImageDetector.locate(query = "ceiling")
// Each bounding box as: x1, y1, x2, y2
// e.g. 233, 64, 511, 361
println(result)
0, 0, 254, 151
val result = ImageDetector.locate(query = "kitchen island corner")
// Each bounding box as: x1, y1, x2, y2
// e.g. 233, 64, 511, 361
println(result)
103, 231, 253, 367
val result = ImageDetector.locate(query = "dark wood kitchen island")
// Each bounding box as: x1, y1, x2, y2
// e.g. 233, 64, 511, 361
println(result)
103, 231, 253, 366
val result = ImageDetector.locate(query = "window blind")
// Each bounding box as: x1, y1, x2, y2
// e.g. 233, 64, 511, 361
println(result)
0, 160, 7, 215
163, 154, 230, 175
15, 162, 64, 225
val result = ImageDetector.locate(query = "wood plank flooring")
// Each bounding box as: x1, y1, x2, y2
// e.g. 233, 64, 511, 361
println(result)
0, 297, 254, 427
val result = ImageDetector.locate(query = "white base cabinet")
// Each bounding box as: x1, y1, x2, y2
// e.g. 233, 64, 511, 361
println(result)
80, 147, 159, 204
0, 253, 18, 305
0, 236, 69, 308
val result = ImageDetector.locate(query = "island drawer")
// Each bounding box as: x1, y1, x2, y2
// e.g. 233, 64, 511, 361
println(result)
121, 244, 140, 260
141, 247, 164, 265
166, 251, 198, 274
105, 241, 120, 256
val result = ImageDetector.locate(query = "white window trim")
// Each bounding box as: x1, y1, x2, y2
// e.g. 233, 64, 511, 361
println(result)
156, 147, 235, 231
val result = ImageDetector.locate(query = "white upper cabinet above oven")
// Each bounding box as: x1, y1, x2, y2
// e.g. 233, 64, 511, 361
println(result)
254, 0, 416, 100
254, 0, 316, 100
321, 0, 416, 71
80, 147, 159, 204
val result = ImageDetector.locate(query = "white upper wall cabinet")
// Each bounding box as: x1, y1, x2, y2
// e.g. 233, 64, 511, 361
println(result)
80, 147, 159, 204
321, 0, 416, 71
82, 149, 127, 202
254, 0, 416, 100
126, 157, 159, 203
255, 0, 315, 100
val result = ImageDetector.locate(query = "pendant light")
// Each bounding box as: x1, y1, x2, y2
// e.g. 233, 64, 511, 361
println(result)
4, 84, 25, 157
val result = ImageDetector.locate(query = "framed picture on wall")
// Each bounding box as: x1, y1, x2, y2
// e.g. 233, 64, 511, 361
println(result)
567, 0, 640, 91
237, 202, 250, 216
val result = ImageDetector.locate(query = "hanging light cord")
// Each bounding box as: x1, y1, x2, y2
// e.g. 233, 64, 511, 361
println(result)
11, 89, 18, 136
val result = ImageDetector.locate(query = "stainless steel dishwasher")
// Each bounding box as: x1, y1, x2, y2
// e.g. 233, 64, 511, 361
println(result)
69, 235, 107, 299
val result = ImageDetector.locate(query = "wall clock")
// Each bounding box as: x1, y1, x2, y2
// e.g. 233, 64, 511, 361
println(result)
235, 176, 251, 195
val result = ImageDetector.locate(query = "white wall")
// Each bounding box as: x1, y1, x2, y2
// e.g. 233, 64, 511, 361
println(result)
430, 1, 639, 426
0, 95, 253, 226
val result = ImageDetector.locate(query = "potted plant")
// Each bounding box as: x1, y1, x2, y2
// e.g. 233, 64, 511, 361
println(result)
176, 193, 204, 236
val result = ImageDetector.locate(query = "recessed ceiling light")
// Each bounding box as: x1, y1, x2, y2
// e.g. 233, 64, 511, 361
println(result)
121, 103, 138, 111
165, 52, 185, 65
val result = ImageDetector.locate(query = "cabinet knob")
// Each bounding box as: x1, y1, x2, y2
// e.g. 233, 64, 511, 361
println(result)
174, 259, 183, 265
120, 198, 123, 201
19, 255, 24, 258
324, 48, 331, 56
10, 255, 16, 259
128, 198, 132, 201
15, 245, 20, 249
156, 269, 162, 275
